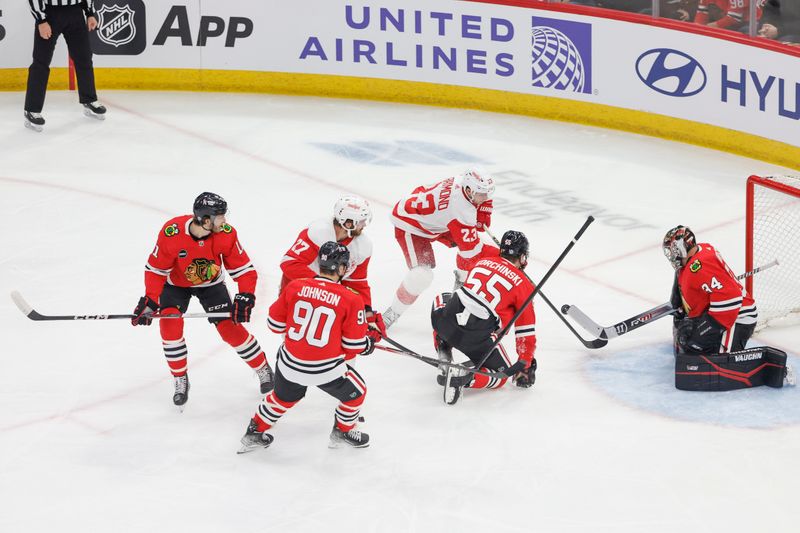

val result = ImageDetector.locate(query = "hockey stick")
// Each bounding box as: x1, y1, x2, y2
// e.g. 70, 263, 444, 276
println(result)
378, 335, 510, 380
474, 216, 595, 369
561, 258, 779, 341
484, 228, 607, 349
10, 291, 230, 321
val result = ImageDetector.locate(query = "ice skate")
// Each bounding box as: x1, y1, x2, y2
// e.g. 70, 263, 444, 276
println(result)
382, 307, 400, 330
237, 420, 274, 454
329, 424, 370, 448
785, 364, 796, 387
24, 111, 45, 132
173, 374, 190, 411
256, 363, 274, 394
442, 365, 472, 405
83, 101, 107, 120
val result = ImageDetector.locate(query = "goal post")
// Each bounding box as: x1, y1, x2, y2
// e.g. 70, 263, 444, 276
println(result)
745, 174, 800, 328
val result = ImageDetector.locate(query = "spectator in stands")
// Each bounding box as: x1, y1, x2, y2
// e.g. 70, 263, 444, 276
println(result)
758, 0, 800, 45
660, 0, 699, 21
694, 0, 763, 32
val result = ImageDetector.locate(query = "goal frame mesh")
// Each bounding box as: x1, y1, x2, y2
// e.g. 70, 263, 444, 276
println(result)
745, 174, 800, 326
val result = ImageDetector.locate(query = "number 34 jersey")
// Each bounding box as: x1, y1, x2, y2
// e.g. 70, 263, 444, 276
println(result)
268, 277, 369, 386
678, 243, 757, 329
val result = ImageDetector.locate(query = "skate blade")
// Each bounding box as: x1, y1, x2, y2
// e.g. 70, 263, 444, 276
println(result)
24, 120, 43, 132
328, 438, 369, 449
237, 445, 259, 455
83, 109, 106, 120
175, 403, 187, 413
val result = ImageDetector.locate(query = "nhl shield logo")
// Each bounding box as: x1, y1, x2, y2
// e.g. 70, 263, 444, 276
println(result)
97, 4, 136, 47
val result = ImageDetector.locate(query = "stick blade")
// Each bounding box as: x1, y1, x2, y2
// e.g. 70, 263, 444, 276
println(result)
10, 291, 35, 319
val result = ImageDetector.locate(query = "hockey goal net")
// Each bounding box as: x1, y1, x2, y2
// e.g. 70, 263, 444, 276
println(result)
746, 174, 800, 328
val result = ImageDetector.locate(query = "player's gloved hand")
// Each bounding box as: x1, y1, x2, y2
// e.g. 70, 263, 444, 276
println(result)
232, 292, 256, 324
476, 200, 493, 232
514, 359, 537, 388
366, 310, 386, 342
360, 335, 375, 356
503, 360, 527, 377
132, 296, 158, 326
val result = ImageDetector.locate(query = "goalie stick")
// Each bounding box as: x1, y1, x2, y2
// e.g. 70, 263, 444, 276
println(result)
10, 291, 230, 321
484, 228, 607, 349
561, 259, 779, 343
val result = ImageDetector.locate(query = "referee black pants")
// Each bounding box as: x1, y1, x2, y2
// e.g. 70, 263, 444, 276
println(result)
25, 5, 97, 113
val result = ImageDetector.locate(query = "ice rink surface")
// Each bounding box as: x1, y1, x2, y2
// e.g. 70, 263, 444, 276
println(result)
1, 91, 798, 532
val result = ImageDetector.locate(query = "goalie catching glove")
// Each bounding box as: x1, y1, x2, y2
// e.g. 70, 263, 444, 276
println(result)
131, 296, 158, 326
233, 292, 256, 324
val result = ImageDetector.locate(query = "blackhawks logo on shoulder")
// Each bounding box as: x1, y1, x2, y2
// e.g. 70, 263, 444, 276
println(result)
164, 223, 179, 237
690, 259, 702, 273
222, 223, 232, 234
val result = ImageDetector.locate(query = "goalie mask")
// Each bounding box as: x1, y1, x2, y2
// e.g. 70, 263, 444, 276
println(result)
460, 168, 495, 205
334, 195, 372, 238
663, 225, 696, 270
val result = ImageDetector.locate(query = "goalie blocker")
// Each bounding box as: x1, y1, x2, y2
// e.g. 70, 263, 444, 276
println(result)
675, 346, 791, 391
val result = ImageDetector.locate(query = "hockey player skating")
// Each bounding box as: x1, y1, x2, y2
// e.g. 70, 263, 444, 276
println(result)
280, 195, 385, 343
239, 242, 374, 453
131, 192, 275, 409
431, 230, 536, 404
663, 225, 794, 390
383, 168, 499, 329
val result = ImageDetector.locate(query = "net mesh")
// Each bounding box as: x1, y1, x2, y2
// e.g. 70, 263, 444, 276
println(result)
750, 175, 800, 328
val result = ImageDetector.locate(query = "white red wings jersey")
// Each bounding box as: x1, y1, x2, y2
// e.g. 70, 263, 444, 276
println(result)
678, 243, 757, 337
144, 215, 256, 301
391, 177, 498, 270
456, 256, 537, 363
695, 0, 763, 28
280, 218, 373, 307
268, 277, 369, 386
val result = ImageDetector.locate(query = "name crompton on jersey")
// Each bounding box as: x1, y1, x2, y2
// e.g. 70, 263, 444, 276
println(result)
299, 285, 342, 306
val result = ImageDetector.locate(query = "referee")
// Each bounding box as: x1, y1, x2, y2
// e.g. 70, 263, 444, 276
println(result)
25, 0, 106, 132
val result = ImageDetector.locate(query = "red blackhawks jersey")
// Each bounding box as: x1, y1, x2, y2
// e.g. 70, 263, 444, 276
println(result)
678, 243, 757, 350
695, 0, 763, 29
280, 218, 373, 308
268, 277, 369, 386
458, 256, 537, 363
144, 215, 256, 300
391, 177, 499, 271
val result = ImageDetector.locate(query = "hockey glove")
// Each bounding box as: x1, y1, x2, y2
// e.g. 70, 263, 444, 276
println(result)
132, 296, 158, 326
366, 310, 386, 342
676, 313, 725, 354
514, 359, 537, 388
476, 200, 493, 232
503, 360, 527, 377
233, 292, 256, 324
360, 336, 376, 356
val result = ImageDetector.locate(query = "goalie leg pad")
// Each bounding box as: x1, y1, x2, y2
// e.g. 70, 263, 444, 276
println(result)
675, 347, 788, 391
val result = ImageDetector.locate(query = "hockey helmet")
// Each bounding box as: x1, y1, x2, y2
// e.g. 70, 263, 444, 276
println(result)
334, 195, 372, 237
500, 230, 529, 266
662, 225, 696, 270
460, 167, 495, 204
318, 241, 351, 274
193, 192, 228, 223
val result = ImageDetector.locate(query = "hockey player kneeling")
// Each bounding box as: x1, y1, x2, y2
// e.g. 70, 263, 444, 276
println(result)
238, 242, 374, 454
662, 225, 794, 390
431, 230, 537, 405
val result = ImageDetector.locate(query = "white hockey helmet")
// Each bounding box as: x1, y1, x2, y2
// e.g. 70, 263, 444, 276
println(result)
334, 195, 373, 237
460, 167, 495, 204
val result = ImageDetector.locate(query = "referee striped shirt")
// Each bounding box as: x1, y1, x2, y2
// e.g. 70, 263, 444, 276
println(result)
28, 0, 97, 22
